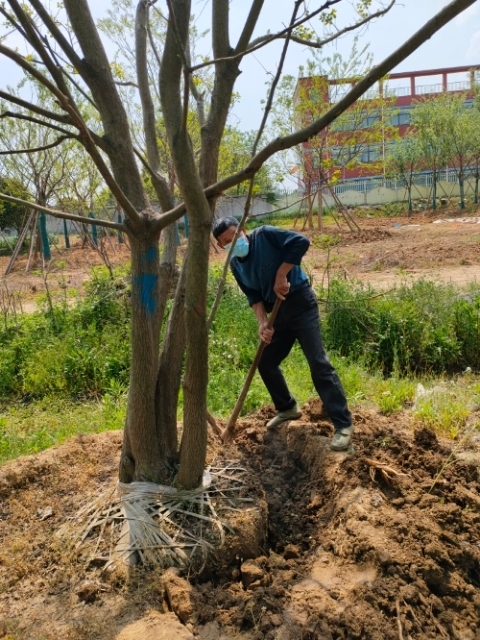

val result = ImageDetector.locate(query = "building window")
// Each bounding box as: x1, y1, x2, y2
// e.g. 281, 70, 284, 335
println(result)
362, 114, 380, 128
359, 145, 381, 163
389, 110, 411, 126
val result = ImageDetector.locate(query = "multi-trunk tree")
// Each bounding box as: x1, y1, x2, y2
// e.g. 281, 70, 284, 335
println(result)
0, 0, 476, 493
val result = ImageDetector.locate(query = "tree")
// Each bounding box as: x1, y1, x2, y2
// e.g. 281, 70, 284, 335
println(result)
410, 93, 453, 210
386, 135, 422, 212
0, 177, 29, 233
0, 0, 475, 503
269, 39, 397, 228
0, 86, 109, 262
438, 93, 476, 209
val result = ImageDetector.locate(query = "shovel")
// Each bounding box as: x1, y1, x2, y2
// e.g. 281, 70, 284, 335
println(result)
222, 297, 282, 442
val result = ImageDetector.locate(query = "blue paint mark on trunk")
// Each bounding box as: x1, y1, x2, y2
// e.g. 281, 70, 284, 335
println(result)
147, 247, 157, 262
134, 274, 158, 314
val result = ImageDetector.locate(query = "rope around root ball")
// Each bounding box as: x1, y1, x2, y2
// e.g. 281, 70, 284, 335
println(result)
63, 460, 255, 573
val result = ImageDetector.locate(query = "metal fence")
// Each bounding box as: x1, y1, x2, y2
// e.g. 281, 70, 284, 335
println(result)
330, 167, 478, 195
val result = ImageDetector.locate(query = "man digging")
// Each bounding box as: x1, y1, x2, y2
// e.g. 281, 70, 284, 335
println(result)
213, 217, 353, 451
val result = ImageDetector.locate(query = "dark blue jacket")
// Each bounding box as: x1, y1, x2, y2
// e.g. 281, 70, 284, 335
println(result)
230, 226, 310, 307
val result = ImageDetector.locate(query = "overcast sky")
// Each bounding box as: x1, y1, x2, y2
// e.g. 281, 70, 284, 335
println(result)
2, 0, 480, 132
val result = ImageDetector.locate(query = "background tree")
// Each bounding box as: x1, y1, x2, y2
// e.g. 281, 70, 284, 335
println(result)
410, 94, 452, 210
269, 39, 397, 228
438, 93, 476, 209
0, 177, 29, 234
386, 135, 422, 212
0, 0, 474, 503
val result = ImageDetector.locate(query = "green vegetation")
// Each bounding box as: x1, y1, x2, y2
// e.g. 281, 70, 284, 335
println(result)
323, 278, 480, 374
1, 266, 480, 464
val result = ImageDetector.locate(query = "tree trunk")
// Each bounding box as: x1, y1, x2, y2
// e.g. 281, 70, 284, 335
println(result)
178, 215, 210, 489
155, 257, 187, 466
119, 228, 170, 483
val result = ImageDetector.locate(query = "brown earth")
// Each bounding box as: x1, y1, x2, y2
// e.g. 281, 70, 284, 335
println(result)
2, 208, 480, 639
2, 207, 480, 310
1, 403, 480, 639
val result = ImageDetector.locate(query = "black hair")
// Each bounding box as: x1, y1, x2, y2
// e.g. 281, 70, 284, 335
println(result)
212, 216, 239, 240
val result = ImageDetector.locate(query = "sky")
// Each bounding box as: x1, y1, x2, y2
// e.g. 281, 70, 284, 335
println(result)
2, 0, 480, 133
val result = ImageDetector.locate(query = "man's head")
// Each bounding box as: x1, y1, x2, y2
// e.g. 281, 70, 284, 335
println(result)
212, 216, 242, 249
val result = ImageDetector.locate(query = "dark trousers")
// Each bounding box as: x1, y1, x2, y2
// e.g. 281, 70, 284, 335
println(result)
258, 287, 352, 430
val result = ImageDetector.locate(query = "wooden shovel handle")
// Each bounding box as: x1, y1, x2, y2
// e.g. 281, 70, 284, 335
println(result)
222, 297, 282, 442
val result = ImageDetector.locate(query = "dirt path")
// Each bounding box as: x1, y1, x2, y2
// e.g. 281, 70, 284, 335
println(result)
1, 403, 480, 639
2, 211, 480, 313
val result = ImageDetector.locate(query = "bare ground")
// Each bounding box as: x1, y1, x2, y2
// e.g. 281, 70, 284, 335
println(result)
1, 208, 480, 639
1, 404, 480, 639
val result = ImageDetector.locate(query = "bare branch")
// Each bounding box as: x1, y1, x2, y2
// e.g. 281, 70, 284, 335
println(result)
7, 0, 80, 109
0, 43, 69, 104
26, 0, 84, 70
135, 0, 174, 212
282, 0, 396, 50
115, 80, 139, 88
0, 193, 126, 231
212, 0, 230, 58
0, 90, 72, 125
234, 0, 265, 55
0, 134, 73, 155
164, 0, 192, 132
159, 0, 478, 226
0, 110, 79, 138
252, 0, 301, 155
190, 0, 343, 72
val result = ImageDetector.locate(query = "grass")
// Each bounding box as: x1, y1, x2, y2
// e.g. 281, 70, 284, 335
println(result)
0, 395, 125, 465
1, 265, 480, 464
2, 365, 480, 466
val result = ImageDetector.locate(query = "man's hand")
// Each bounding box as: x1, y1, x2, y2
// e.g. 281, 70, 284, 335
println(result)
258, 321, 274, 344
274, 263, 294, 300
274, 273, 290, 300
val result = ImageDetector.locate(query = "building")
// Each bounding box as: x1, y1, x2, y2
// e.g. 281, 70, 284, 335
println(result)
294, 64, 480, 187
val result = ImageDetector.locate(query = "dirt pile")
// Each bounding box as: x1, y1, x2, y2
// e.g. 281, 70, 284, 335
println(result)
1, 404, 480, 639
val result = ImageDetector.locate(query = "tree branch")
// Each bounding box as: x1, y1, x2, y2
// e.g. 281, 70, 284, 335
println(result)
0, 193, 126, 231
252, 0, 301, 155
63, 0, 149, 225
159, 0, 478, 225
212, 0, 230, 58
234, 0, 265, 55
0, 43, 68, 105
0, 110, 79, 139
0, 91, 72, 125
0, 135, 73, 155
135, 0, 175, 212
41, 36, 99, 111
281, 0, 396, 50
6, 0, 80, 111
26, 0, 84, 70
190, 0, 343, 72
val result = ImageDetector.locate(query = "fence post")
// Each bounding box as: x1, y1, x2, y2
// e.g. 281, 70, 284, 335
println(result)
89, 212, 98, 246
63, 218, 70, 248
39, 212, 51, 260
117, 212, 124, 244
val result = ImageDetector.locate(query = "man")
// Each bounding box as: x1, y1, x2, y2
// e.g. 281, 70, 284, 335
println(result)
212, 216, 353, 451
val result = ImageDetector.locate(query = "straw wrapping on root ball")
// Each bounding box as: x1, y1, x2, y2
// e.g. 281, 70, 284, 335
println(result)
63, 460, 255, 573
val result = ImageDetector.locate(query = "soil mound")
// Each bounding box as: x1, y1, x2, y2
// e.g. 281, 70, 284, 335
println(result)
1, 405, 480, 639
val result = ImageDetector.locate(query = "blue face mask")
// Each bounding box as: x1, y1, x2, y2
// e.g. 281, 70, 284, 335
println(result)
225, 235, 249, 258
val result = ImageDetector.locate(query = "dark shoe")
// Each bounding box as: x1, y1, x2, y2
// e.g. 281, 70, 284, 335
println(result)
330, 425, 353, 451
267, 405, 302, 429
